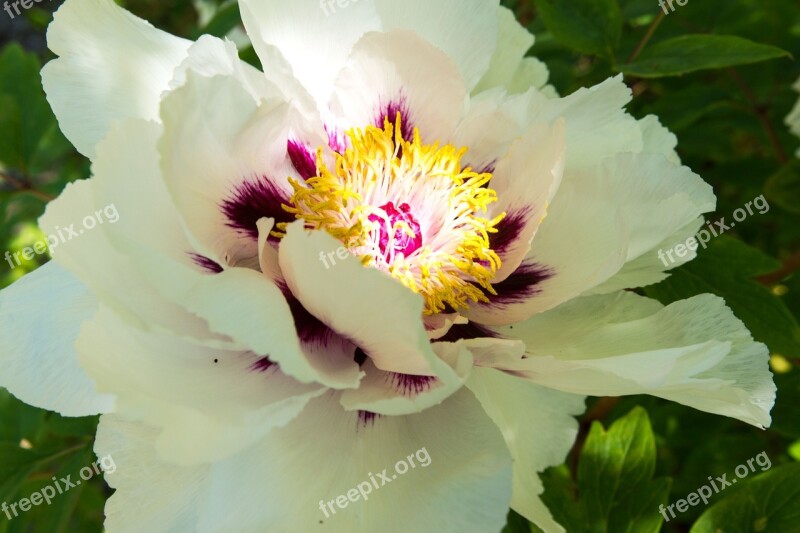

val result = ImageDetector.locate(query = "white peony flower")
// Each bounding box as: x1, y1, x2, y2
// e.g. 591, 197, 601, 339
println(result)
787, 76, 800, 157
0, 0, 775, 531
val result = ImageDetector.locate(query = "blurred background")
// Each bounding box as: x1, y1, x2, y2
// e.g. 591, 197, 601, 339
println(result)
0, 0, 798, 531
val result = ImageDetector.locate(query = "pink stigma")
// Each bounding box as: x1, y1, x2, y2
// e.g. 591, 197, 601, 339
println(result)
368, 202, 423, 257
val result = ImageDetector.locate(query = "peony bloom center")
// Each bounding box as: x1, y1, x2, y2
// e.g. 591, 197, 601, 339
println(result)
279, 115, 505, 314
368, 201, 424, 257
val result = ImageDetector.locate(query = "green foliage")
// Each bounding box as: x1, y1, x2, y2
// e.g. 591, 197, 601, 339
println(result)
0, 44, 58, 173
765, 159, 800, 215
0, 391, 101, 532
193, 0, 242, 39
530, 408, 670, 533
502, 510, 533, 533
532, 0, 622, 60
620, 35, 791, 78
645, 237, 800, 358
691, 464, 800, 533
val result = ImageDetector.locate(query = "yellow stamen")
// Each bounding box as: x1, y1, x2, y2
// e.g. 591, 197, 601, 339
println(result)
276, 115, 505, 314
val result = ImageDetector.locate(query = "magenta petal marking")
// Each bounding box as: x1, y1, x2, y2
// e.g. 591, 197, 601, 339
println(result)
287, 139, 317, 181
221, 176, 294, 241
188, 253, 223, 274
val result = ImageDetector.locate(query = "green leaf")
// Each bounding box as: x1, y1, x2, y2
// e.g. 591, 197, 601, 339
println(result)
620, 35, 791, 77
578, 407, 671, 533
640, 85, 734, 132
644, 237, 800, 357
764, 159, 800, 215
0, 44, 58, 173
0, 444, 56, 503
238, 45, 262, 70
44, 415, 100, 440
17, 447, 94, 533
535, 465, 584, 532
1, 192, 47, 236
691, 464, 800, 533
771, 371, 800, 439
501, 509, 532, 533
196, 1, 241, 39
535, 407, 671, 533
0, 390, 46, 445
533, 0, 622, 60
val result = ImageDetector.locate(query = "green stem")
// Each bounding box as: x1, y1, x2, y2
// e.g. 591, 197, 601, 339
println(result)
627, 11, 666, 63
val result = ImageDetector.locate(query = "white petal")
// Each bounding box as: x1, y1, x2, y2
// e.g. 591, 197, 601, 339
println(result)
79, 307, 325, 464
471, 150, 715, 324
522, 75, 642, 171
468, 368, 584, 532
198, 391, 512, 531
492, 292, 776, 428
124, 247, 362, 390
0, 262, 114, 416
475, 119, 565, 283
453, 88, 526, 172
473, 6, 534, 94
42, 0, 191, 157
638, 115, 680, 164
239, 0, 381, 106
169, 34, 317, 117
256, 218, 282, 281
579, 152, 715, 293
468, 176, 629, 325
424, 312, 467, 340
339, 341, 473, 416
158, 71, 297, 264
241, 0, 498, 106
159, 70, 328, 268
96, 415, 207, 531
97, 362, 512, 532
588, 217, 705, 295
83, 118, 363, 393
279, 222, 446, 377
373, 0, 499, 90
508, 57, 553, 95
39, 123, 230, 344
578, 152, 714, 293
330, 30, 467, 141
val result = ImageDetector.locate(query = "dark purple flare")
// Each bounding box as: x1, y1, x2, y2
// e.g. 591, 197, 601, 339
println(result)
251, 357, 276, 373
490, 261, 553, 304
390, 373, 436, 397
358, 410, 380, 427
188, 253, 223, 274
489, 207, 532, 258
221, 176, 294, 242
287, 139, 317, 181
375, 99, 414, 141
